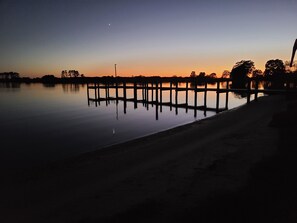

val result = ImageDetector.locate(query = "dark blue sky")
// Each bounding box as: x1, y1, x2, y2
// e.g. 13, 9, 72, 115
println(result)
1, 0, 296, 77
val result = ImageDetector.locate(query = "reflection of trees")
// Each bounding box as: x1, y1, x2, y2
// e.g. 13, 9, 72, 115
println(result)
43, 83, 55, 88
0, 82, 21, 89
231, 87, 248, 99
62, 84, 80, 92
189, 77, 216, 88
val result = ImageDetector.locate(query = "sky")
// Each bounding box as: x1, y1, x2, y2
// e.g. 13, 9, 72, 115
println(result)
0, 0, 296, 77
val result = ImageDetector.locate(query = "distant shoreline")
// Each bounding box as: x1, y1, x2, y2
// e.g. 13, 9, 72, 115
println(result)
0, 75, 222, 85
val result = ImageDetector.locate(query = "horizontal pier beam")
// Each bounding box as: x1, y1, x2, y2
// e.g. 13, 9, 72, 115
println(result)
88, 98, 226, 112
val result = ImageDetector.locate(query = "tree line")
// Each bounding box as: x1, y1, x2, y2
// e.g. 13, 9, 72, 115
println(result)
190, 59, 296, 81
1, 59, 296, 83
0, 72, 20, 79
61, 70, 84, 78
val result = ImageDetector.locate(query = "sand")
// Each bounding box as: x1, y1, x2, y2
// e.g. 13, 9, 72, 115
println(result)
0, 95, 290, 223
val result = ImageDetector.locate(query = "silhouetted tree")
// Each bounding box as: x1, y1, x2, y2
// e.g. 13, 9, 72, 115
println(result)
264, 59, 285, 77
221, 70, 230, 78
230, 60, 254, 91
190, 71, 196, 78
42, 75, 55, 79
230, 60, 255, 81
69, 70, 80, 78
208, 73, 217, 78
61, 70, 80, 78
42, 75, 56, 87
252, 69, 263, 78
10, 72, 19, 79
198, 72, 206, 78
61, 70, 68, 78
0, 72, 19, 79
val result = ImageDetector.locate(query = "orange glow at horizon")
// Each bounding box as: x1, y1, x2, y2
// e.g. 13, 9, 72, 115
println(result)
82, 62, 266, 78
16, 51, 284, 78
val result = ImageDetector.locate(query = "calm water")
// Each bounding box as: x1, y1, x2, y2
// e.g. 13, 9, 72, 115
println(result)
0, 82, 251, 169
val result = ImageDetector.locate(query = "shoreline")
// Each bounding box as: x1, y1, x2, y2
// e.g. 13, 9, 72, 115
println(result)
68, 99, 247, 161
1, 95, 289, 223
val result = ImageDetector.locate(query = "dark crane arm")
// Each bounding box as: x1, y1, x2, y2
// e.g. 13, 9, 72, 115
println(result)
290, 39, 297, 67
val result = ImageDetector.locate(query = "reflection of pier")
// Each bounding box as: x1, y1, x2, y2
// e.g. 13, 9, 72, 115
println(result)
87, 78, 297, 119
87, 82, 229, 120
86, 79, 244, 120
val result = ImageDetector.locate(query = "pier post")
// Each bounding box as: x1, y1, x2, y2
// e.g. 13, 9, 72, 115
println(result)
146, 82, 149, 110
225, 80, 229, 109
151, 82, 154, 107
247, 79, 251, 103
115, 80, 119, 103
123, 82, 127, 99
175, 81, 178, 105
216, 80, 220, 113
156, 81, 159, 103
134, 81, 137, 109
204, 81, 207, 109
254, 78, 259, 101
94, 83, 98, 107
87, 83, 90, 106
170, 81, 173, 111
145, 82, 149, 110
97, 82, 100, 101
142, 83, 145, 104
123, 82, 127, 113
98, 83, 101, 106
186, 81, 189, 104
194, 79, 197, 118
185, 81, 189, 113
105, 83, 109, 106
156, 81, 159, 120
107, 82, 110, 98
175, 83, 178, 115
160, 81, 163, 112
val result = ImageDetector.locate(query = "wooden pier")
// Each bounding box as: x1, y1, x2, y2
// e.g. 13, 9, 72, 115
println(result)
86, 77, 297, 119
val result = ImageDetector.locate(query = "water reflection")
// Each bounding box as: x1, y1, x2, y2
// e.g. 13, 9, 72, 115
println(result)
0, 82, 21, 89
0, 83, 248, 169
62, 84, 80, 92
43, 83, 56, 88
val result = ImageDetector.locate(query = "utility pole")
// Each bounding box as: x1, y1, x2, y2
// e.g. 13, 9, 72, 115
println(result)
114, 64, 117, 77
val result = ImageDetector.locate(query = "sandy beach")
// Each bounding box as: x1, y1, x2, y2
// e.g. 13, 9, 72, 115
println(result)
1, 94, 295, 223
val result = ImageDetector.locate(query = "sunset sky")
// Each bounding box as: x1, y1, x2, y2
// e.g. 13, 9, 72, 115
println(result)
0, 0, 296, 77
